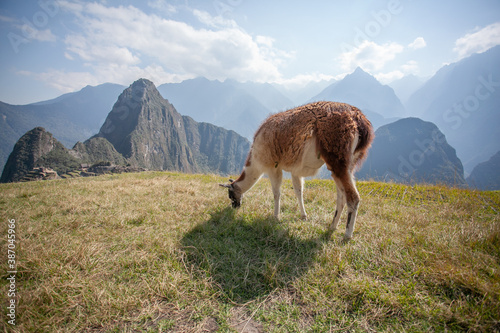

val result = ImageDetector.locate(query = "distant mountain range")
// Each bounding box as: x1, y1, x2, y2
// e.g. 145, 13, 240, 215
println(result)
1, 47, 499, 188
157, 78, 295, 140
0, 83, 125, 173
310, 67, 405, 128
389, 75, 425, 105
1, 80, 250, 183
407, 45, 500, 173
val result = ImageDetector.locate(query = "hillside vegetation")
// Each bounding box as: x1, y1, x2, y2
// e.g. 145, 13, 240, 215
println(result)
1, 172, 499, 332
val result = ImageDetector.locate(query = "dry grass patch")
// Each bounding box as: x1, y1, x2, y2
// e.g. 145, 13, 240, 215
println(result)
0, 172, 499, 332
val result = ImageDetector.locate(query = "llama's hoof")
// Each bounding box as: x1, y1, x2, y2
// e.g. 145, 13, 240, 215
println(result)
342, 235, 352, 243
300, 214, 307, 221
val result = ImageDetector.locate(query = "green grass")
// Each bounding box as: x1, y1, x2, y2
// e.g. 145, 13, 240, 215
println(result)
1, 172, 499, 332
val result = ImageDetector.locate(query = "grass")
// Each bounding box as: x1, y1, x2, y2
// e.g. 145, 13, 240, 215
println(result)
0, 171, 499, 332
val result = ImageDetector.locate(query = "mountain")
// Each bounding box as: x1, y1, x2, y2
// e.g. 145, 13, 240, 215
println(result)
0, 83, 125, 173
389, 74, 425, 105
95, 78, 250, 174
467, 151, 500, 190
0, 127, 142, 183
1, 79, 251, 182
406, 45, 500, 173
0, 127, 80, 183
71, 137, 127, 166
310, 67, 406, 128
157, 77, 294, 139
273, 79, 337, 105
358, 118, 466, 186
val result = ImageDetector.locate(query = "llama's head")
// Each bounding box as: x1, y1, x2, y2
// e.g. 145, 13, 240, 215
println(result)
219, 179, 243, 208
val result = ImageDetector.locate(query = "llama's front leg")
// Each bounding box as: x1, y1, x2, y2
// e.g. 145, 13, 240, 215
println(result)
269, 170, 283, 219
328, 180, 346, 232
292, 175, 307, 220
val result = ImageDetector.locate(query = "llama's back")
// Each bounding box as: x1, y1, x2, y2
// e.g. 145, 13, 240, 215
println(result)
251, 101, 373, 172
252, 104, 317, 168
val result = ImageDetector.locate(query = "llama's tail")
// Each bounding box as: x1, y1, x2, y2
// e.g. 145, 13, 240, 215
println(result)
353, 112, 374, 168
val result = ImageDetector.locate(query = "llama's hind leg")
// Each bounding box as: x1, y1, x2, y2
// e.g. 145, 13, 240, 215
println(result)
328, 180, 346, 232
268, 169, 283, 219
292, 175, 307, 220
339, 172, 360, 240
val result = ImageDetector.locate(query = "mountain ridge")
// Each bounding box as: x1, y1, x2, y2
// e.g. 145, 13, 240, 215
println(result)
157, 77, 295, 140
406, 45, 500, 172
95, 78, 250, 174
310, 67, 405, 129
1, 79, 251, 183
358, 117, 466, 186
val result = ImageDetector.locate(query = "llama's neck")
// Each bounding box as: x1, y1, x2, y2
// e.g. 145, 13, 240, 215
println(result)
233, 162, 262, 195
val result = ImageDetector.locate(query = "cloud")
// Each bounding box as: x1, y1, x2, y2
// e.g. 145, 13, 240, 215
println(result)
18, 25, 57, 42
454, 22, 500, 59
374, 60, 420, 84
19, 64, 193, 93
18, 69, 100, 93
375, 70, 404, 84
408, 37, 426, 50
192, 9, 237, 28
338, 40, 404, 72
274, 73, 335, 90
401, 60, 419, 74
2, 13, 57, 43
0, 14, 16, 23
54, 1, 288, 90
147, 0, 178, 15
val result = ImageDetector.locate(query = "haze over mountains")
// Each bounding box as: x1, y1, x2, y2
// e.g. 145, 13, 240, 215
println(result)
407, 45, 500, 172
0, 83, 125, 174
1, 46, 499, 188
1, 79, 250, 183
157, 78, 295, 140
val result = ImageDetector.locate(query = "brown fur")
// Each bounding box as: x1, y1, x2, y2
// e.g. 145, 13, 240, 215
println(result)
252, 101, 373, 176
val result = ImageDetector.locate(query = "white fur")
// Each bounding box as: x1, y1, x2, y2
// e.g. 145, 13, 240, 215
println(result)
235, 137, 325, 220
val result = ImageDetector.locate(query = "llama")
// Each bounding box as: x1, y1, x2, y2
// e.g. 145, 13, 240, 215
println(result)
220, 101, 374, 240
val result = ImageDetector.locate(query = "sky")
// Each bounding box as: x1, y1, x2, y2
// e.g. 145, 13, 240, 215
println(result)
1, 0, 499, 105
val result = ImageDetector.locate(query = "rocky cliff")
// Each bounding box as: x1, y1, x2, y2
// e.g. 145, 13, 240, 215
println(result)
358, 118, 466, 186
0, 127, 80, 183
71, 137, 127, 166
94, 79, 250, 174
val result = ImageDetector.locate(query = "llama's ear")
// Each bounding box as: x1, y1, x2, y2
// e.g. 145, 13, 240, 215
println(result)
219, 183, 231, 189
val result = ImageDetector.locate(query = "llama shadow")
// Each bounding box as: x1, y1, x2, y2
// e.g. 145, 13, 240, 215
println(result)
181, 207, 326, 304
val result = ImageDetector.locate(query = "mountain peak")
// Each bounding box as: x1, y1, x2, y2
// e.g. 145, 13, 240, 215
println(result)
94, 79, 250, 173
126, 78, 161, 101
353, 66, 369, 75
348, 67, 378, 82
310, 67, 405, 120
130, 78, 155, 89
96, 79, 173, 158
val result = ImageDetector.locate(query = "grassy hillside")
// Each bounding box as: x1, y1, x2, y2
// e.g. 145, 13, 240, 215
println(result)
1, 172, 499, 332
